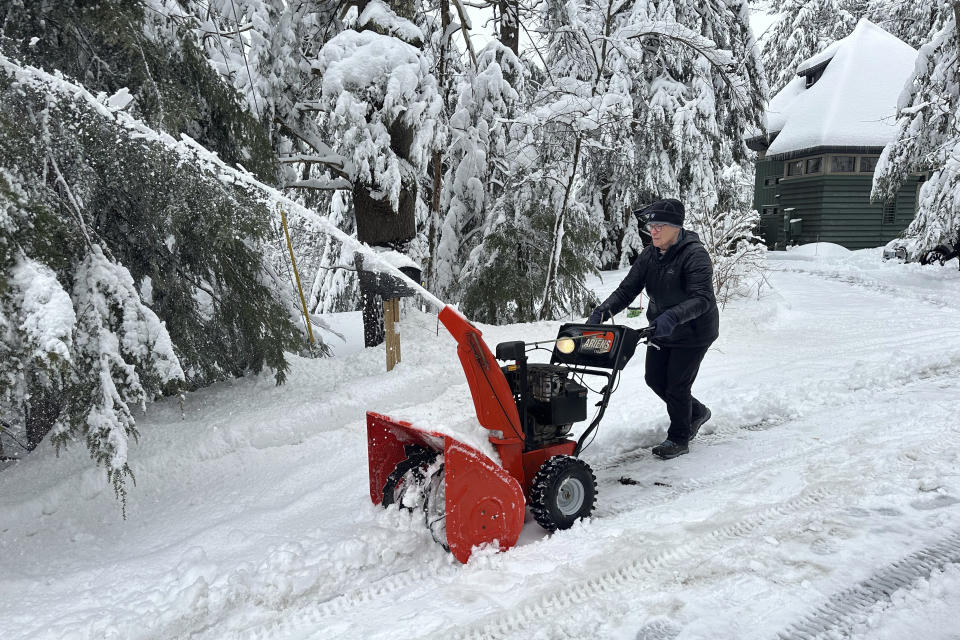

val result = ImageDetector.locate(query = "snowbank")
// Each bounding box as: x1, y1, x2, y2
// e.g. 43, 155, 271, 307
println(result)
784, 242, 852, 258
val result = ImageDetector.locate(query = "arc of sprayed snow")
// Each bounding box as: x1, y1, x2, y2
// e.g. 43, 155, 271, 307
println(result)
0, 52, 447, 313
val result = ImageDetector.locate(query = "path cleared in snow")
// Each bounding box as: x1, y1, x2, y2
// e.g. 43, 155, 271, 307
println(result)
1, 249, 959, 640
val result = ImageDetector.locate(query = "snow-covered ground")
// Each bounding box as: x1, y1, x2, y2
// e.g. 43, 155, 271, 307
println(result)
2, 248, 960, 640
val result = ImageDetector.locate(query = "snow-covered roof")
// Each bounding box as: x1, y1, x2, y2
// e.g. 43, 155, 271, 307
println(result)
794, 40, 841, 76
763, 19, 917, 158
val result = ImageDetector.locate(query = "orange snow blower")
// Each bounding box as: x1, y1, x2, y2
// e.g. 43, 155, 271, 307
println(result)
367, 305, 646, 563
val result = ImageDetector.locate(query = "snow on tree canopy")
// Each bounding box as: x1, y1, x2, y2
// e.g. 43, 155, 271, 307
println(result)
10, 255, 75, 366
315, 30, 424, 117
357, 0, 424, 45
763, 19, 917, 156
312, 29, 441, 206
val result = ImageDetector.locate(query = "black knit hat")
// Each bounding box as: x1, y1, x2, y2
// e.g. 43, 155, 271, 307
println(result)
634, 198, 685, 228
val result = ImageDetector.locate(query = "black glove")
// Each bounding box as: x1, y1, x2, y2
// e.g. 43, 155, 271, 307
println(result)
587, 304, 609, 324
652, 310, 679, 339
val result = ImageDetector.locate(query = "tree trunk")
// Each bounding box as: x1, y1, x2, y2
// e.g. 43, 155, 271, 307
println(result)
499, 0, 520, 55
539, 136, 582, 320
425, 0, 451, 290
538, 2, 615, 320
361, 285, 385, 347
352, 0, 422, 346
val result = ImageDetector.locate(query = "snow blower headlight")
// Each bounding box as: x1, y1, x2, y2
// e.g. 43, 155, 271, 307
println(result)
556, 336, 576, 355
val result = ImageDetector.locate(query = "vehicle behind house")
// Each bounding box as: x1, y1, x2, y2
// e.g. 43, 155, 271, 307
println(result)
883, 234, 960, 268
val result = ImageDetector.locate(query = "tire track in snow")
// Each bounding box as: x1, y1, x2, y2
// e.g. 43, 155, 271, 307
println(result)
775, 530, 960, 640
445, 484, 842, 640
223, 428, 833, 640
231, 423, 813, 640
282, 392, 899, 632
589, 362, 960, 520
443, 424, 960, 640
770, 264, 960, 312
590, 349, 960, 477
290, 422, 960, 640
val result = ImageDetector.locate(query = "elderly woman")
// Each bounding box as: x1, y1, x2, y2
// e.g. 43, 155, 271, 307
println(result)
588, 199, 718, 459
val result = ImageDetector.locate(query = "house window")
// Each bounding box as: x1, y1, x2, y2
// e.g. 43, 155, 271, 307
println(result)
831, 156, 857, 172
882, 200, 895, 224
805, 157, 823, 174
763, 177, 778, 187
787, 160, 804, 176
805, 68, 824, 88
761, 207, 779, 216
860, 156, 879, 173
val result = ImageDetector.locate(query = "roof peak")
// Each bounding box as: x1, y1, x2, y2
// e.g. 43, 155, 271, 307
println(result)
796, 19, 901, 77
758, 20, 918, 157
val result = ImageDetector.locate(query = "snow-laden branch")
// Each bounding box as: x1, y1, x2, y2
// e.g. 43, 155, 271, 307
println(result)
357, 0, 425, 46
451, 0, 478, 70
0, 52, 444, 312
284, 177, 353, 191
277, 117, 352, 179
198, 22, 254, 44
616, 20, 734, 67
278, 153, 349, 165
615, 20, 746, 107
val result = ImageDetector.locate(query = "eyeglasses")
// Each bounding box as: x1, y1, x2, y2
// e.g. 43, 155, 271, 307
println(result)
647, 223, 669, 232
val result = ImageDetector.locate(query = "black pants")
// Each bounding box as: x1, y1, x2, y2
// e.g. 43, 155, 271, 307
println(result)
644, 343, 710, 444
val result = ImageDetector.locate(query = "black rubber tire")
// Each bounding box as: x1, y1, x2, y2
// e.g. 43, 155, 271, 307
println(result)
920, 246, 949, 266
530, 456, 597, 532
381, 445, 438, 509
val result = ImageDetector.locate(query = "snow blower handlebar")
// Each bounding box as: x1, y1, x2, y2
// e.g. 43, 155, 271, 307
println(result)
494, 323, 646, 457
498, 323, 655, 455
546, 324, 637, 456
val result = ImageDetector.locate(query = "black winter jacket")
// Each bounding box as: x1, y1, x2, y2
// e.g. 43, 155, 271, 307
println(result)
598, 230, 719, 347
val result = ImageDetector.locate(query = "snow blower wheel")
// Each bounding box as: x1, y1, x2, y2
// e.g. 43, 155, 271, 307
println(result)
381, 445, 438, 510
923, 246, 953, 266
530, 456, 597, 532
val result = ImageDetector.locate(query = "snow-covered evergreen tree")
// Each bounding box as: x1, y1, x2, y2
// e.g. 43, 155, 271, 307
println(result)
0, 42, 308, 504
867, 0, 951, 49
453, 0, 767, 321
872, 8, 960, 260
762, 0, 863, 93
0, 167, 184, 508
1, 0, 281, 181
434, 42, 525, 303
311, 5, 442, 224
663, 0, 766, 288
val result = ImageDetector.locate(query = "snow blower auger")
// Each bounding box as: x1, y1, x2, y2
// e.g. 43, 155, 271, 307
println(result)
367, 305, 647, 563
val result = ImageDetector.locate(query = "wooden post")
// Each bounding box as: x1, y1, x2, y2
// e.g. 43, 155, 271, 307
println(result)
279, 206, 315, 347
384, 298, 402, 371
355, 253, 419, 371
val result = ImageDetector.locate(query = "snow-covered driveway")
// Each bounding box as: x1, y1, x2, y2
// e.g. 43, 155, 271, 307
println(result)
2, 249, 960, 640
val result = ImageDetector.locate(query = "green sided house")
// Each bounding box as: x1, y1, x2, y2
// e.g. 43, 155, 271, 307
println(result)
748, 19, 923, 249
